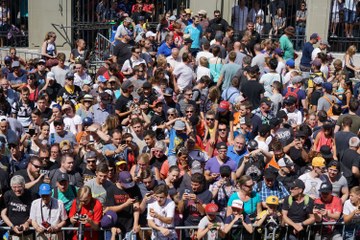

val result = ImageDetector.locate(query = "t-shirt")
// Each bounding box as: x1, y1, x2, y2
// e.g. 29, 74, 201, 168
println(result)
13, 169, 43, 197
336, 114, 360, 134
3, 189, 35, 226
173, 62, 194, 92
181, 188, 212, 226
198, 215, 224, 240
298, 172, 324, 199
227, 191, 261, 216
300, 42, 314, 67
52, 186, 77, 212
343, 199, 360, 225
85, 178, 113, 205
113, 41, 132, 66
115, 94, 133, 121
340, 149, 360, 188
335, 131, 357, 159
104, 184, 142, 233
241, 80, 265, 109
259, 72, 281, 97
147, 199, 177, 240
282, 195, 314, 223
219, 63, 239, 91
279, 35, 294, 60
184, 24, 202, 49
205, 157, 236, 181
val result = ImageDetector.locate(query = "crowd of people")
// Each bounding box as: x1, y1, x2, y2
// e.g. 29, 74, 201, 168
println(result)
0, 0, 360, 240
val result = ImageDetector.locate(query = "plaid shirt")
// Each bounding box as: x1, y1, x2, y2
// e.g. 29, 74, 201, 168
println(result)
209, 181, 237, 210
253, 180, 289, 202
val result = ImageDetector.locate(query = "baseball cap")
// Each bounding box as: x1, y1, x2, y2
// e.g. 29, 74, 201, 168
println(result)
269, 117, 282, 129
163, 88, 173, 97
169, 15, 176, 21
292, 75, 303, 84
312, 157, 326, 167
310, 33, 320, 40
4, 56, 11, 64
97, 75, 107, 83
184, 8, 192, 14
11, 61, 20, 68
313, 76, 324, 85
115, 160, 127, 166
205, 203, 218, 214
198, 10, 207, 15
290, 179, 305, 189
284, 96, 297, 105
142, 81, 152, 89
260, 97, 272, 106
231, 199, 244, 210
184, 38, 193, 44
173, 120, 185, 130
82, 117, 93, 126
145, 31, 156, 38
0, 116, 7, 122
311, 59, 322, 67
191, 160, 203, 174
247, 139, 258, 151
322, 82, 332, 91
39, 183, 52, 196
46, 72, 55, 80
101, 210, 118, 228
320, 145, 333, 159
264, 168, 277, 181
85, 151, 97, 160
286, 59, 295, 68
59, 140, 71, 149
327, 160, 339, 170
318, 182, 333, 193
266, 196, 279, 205
83, 94, 94, 102
216, 142, 228, 150
118, 171, 135, 189
57, 173, 69, 182
274, 48, 284, 56
278, 157, 294, 168
121, 80, 134, 91
218, 100, 230, 112
319, 40, 331, 48
65, 71, 74, 79
124, 17, 133, 22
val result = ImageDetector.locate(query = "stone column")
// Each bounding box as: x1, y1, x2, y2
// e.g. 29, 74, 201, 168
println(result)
305, 0, 332, 41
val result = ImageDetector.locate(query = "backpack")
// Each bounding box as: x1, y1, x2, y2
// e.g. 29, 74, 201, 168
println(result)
284, 87, 300, 106
288, 195, 310, 207
322, 95, 335, 116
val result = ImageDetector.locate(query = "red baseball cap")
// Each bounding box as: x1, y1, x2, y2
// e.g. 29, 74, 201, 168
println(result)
218, 100, 230, 112
205, 203, 219, 214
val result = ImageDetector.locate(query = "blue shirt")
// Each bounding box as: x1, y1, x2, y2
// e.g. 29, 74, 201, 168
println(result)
168, 128, 188, 156
300, 42, 314, 67
253, 180, 289, 202
91, 103, 114, 125
157, 42, 173, 57
226, 146, 248, 166
7, 70, 27, 85
227, 191, 261, 216
184, 24, 203, 49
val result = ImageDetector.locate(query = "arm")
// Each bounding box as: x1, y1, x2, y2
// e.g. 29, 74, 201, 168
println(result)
344, 209, 360, 223
341, 186, 350, 204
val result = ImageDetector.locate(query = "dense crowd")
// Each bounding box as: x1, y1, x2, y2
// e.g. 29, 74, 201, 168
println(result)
0, 0, 360, 240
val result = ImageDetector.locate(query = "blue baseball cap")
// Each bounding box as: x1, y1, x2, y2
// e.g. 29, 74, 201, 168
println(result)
97, 75, 107, 83
286, 59, 295, 68
39, 183, 52, 196
322, 82, 333, 91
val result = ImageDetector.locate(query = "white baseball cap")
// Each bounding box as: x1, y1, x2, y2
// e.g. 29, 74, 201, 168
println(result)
145, 31, 156, 38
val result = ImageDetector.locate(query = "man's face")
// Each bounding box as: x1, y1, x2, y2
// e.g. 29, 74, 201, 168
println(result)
0, 80, 9, 90
21, 92, 29, 102
132, 123, 143, 135
142, 176, 154, 189
205, 115, 215, 127
214, 12, 221, 19
55, 123, 64, 134
11, 184, 24, 197
239, 106, 247, 117
144, 135, 155, 147
274, 150, 284, 160
96, 171, 108, 184
112, 132, 122, 146
37, 100, 46, 111
233, 138, 245, 151
320, 192, 332, 202
218, 125, 228, 138
39, 151, 50, 166
63, 158, 74, 172
9, 144, 19, 155
194, 17, 200, 25
191, 181, 201, 193
290, 187, 302, 197
0, 121, 7, 132
247, 23, 254, 32
350, 193, 360, 205
87, 158, 97, 171
37, 63, 46, 72
56, 180, 69, 192
217, 148, 227, 160
327, 167, 338, 178
264, 177, 275, 188
30, 160, 43, 178
184, 91, 193, 100
155, 192, 167, 206
50, 146, 60, 160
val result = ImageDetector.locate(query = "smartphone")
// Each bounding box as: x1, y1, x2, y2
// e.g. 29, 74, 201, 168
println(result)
40, 170, 49, 175
184, 189, 191, 194
28, 128, 35, 136
314, 203, 325, 210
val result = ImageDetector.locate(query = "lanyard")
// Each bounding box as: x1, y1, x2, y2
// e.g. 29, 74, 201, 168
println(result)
40, 199, 53, 223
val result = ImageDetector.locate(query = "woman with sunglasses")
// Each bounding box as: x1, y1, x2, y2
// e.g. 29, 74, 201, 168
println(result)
226, 175, 262, 221
25, 73, 40, 102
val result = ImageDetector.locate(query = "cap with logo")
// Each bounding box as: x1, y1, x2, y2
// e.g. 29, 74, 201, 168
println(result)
118, 171, 135, 189
39, 183, 52, 196
101, 210, 118, 228
216, 142, 228, 150
218, 100, 230, 112
312, 157, 326, 167
290, 179, 305, 189
205, 203, 218, 214
231, 199, 244, 210
266, 196, 279, 205
318, 182, 333, 193
278, 157, 294, 168
57, 173, 69, 182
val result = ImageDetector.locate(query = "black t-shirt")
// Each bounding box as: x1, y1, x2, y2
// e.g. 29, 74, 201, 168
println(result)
105, 184, 142, 233
288, 146, 307, 174
274, 127, 293, 147
4, 189, 35, 226
335, 131, 357, 159
276, 172, 298, 191
310, 89, 322, 106
45, 82, 62, 102
282, 195, 314, 223
57, 86, 81, 105
150, 155, 167, 171
115, 94, 133, 121
39, 107, 52, 122
150, 114, 166, 140
241, 80, 265, 109
340, 149, 360, 188
113, 41, 132, 66
215, 110, 234, 126
34, 71, 48, 86
80, 165, 96, 183
14, 169, 43, 197
180, 188, 212, 226
239, 154, 265, 183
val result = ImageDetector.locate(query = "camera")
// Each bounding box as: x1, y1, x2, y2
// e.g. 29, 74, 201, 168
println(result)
40, 170, 49, 175
17, 226, 24, 231
42, 221, 51, 229
74, 213, 87, 221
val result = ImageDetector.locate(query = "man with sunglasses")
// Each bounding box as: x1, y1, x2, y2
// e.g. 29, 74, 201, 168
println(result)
209, 10, 229, 37
49, 119, 76, 145
14, 156, 44, 196
7, 61, 27, 90
56, 72, 81, 106
121, 45, 146, 77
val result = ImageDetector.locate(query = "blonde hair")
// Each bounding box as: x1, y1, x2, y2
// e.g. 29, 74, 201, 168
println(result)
346, 45, 357, 57
78, 185, 92, 199
137, 153, 150, 164
44, 31, 56, 41
199, 57, 208, 67
350, 186, 360, 195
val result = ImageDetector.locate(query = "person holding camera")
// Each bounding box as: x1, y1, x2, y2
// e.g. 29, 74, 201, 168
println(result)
29, 183, 68, 240
1, 175, 35, 240
69, 186, 102, 240
313, 182, 342, 240
197, 203, 226, 240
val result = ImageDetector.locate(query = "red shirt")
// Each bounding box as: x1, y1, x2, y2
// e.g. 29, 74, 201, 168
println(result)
69, 198, 103, 240
314, 196, 342, 234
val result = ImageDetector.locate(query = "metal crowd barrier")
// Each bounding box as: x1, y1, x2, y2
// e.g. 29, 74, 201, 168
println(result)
0, 47, 42, 65
0, 222, 353, 240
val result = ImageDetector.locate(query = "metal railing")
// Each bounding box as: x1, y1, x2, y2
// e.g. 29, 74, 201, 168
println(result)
0, 47, 42, 65
0, 222, 355, 240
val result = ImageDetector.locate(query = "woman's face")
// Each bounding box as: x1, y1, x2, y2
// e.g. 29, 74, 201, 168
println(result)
178, 154, 188, 167
308, 115, 316, 127
153, 149, 164, 158
241, 180, 254, 193
138, 159, 147, 170
78, 40, 86, 49
41, 125, 50, 137
168, 170, 179, 183
277, 8, 282, 15
167, 111, 176, 120
31, 114, 41, 124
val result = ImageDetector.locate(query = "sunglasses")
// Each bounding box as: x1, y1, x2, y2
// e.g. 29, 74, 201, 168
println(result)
31, 162, 42, 169
186, 111, 193, 113
206, 118, 214, 121
218, 129, 227, 132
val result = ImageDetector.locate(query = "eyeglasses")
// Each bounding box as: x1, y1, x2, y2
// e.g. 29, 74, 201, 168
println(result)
214, 14, 220, 17
135, 51, 141, 54
218, 129, 227, 132
185, 93, 193, 96
40, 157, 50, 161
168, 113, 175, 116
186, 111, 193, 113
31, 162, 42, 169
244, 184, 253, 188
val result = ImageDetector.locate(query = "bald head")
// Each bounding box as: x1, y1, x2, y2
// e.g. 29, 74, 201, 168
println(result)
233, 41, 241, 50
171, 48, 179, 58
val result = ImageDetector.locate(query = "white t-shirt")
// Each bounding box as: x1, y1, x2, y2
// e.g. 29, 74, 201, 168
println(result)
63, 115, 82, 135
298, 172, 323, 199
173, 62, 194, 91
147, 199, 177, 240
196, 51, 214, 65
198, 215, 224, 240
311, 48, 321, 61
196, 66, 211, 81
343, 199, 360, 224
283, 108, 303, 125
259, 72, 281, 97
